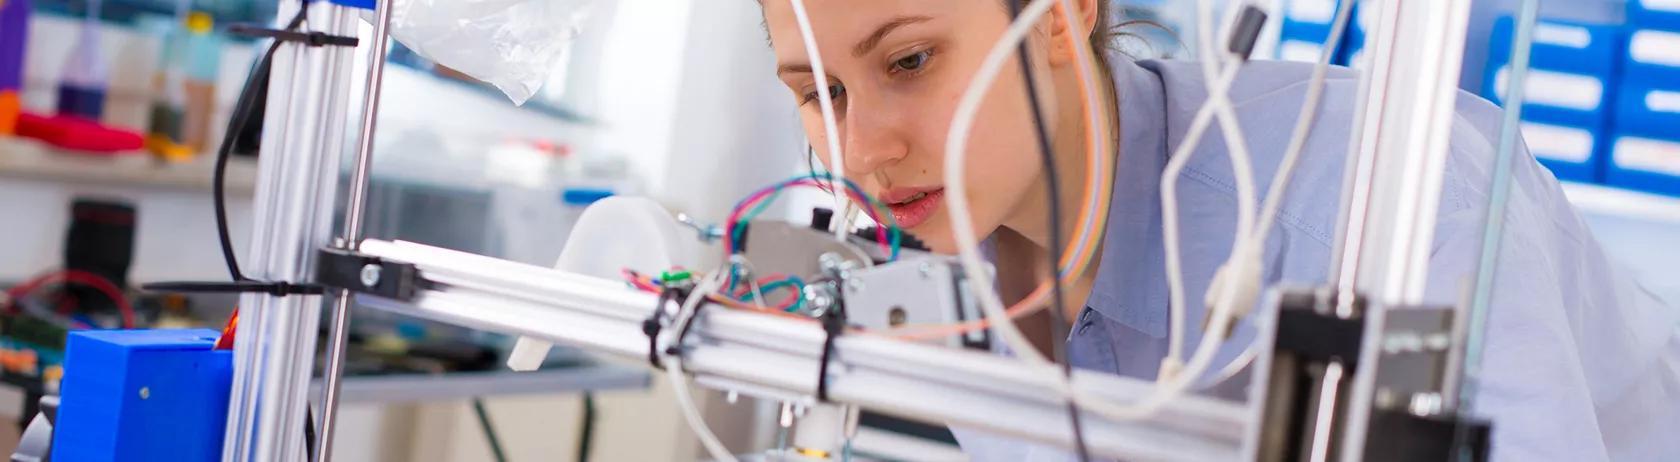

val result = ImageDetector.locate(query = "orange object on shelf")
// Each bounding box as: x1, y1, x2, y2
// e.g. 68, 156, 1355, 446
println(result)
0, 91, 17, 135
215, 309, 238, 350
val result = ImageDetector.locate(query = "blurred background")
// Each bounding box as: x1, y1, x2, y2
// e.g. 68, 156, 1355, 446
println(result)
0, 0, 1674, 460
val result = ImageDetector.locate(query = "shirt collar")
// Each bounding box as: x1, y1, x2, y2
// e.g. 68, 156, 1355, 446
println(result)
1085, 56, 1171, 338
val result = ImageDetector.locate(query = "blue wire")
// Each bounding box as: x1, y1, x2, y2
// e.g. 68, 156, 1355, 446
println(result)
738, 277, 807, 313
726, 174, 904, 261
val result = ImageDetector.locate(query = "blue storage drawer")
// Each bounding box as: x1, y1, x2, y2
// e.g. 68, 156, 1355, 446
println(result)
1607, 133, 1680, 196
1607, 84, 1680, 196
1629, 0, 1680, 30
1483, 16, 1620, 128
1624, 29, 1680, 86
1519, 116, 1607, 183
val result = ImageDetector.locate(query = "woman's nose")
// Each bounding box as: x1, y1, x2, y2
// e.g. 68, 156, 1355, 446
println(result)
841, 94, 909, 176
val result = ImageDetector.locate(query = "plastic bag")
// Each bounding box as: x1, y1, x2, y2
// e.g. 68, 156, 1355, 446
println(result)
377, 0, 596, 105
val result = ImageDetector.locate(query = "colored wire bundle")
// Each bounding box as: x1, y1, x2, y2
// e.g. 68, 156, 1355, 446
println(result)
724, 173, 903, 263
622, 270, 806, 314
3, 269, 137, 329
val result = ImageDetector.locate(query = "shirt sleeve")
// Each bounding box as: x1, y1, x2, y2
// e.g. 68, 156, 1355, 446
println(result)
1423, 202, 1612, 461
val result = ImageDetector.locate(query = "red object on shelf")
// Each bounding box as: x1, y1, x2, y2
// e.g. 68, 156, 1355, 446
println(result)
215, 309, 238, 350
14, 112, 143, 153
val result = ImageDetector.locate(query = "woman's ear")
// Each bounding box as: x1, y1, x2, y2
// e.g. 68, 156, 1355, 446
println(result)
1046, 0, 1101, 65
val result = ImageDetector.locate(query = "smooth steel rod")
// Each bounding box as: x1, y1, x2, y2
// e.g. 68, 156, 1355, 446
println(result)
315, 0, 396, 460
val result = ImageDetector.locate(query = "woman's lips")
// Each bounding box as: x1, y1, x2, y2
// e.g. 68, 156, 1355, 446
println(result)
886, 188, 945, 229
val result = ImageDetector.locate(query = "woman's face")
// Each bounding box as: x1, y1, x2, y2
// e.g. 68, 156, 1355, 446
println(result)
762, 0, 1058, 253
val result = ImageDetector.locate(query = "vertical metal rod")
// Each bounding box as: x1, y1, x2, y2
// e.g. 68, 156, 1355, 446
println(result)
224, 3, 359, 460
1457, 0, 1540, 416
315, 0, 395, 460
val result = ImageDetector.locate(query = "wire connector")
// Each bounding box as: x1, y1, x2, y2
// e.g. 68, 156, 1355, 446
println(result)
1226, 5, 1270, 61
1204, 243, 1263, 336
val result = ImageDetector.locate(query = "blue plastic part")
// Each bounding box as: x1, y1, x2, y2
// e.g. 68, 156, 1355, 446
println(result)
562, 187, 615, 206
1483, 16, 1621, 127
1629, 0, 1680, 30
52, 329, 233, 462
1622, 28, 1680, 87
326, 0, 377, 10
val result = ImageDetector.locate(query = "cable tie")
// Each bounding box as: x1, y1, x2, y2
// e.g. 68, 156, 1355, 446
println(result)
140, 280, 327, 297
642, 289, 678, 370
228, 24, 359, 48
816, 306, 846, 402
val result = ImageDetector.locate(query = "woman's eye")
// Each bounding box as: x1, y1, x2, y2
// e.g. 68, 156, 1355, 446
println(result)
891, 50, 932, 73
802, 84, 845, 105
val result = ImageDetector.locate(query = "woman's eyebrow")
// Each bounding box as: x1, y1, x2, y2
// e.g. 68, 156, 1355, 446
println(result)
777, 15, 934, 77
853, 15, 933, 57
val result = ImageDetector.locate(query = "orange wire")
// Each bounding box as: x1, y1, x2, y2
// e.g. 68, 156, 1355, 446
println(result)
885, 8, 1112, 342
623, 13, 1113, 343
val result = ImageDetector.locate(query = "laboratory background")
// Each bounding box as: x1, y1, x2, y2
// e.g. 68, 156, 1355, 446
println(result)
0, 0, 1675, 460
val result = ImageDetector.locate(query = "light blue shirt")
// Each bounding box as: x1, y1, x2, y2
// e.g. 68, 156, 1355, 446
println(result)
953, 56, 1679, 461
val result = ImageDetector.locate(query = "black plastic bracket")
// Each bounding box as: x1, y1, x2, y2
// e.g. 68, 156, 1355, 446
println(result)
1365, 408, 1493, 462
229, 23, 358, 48
314, 247, 424, 301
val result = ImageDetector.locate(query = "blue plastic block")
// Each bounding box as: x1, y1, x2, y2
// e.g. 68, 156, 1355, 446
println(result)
1483, 16, 1621, 128
52, 329, 232, 462
1623, 28, 1680, 87
1629, 0, 1680, 30
326, 0, 376, 11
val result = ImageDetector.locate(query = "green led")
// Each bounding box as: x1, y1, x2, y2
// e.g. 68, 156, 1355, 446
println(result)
659, 270, 693, 284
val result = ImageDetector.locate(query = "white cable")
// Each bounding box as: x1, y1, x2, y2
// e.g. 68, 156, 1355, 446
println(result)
944, 0, 1255, 422
1161, 63, 1244, 372
787, 0, 853, 240
660, 272, 739, 462
1199, 0, 1357, 388
1160, 0, 1260, 378
945, 0, 1064, 372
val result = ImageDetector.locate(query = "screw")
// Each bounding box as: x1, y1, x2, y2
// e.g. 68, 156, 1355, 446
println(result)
889, 307, 908, 327
360, 264, 382, 288
139, 387, 150, 400
845, 278, 863, 294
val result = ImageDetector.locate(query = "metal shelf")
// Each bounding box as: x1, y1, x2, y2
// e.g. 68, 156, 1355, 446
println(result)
0, 138, 259, 194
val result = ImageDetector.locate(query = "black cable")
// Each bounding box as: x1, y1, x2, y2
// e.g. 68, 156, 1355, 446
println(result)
305, 406, 318, 462
472, 398, 510, 462
213, 7, 308, 282
1007, 1, 1089, 460
577, 393, 597, 462
211, 6, 317, 457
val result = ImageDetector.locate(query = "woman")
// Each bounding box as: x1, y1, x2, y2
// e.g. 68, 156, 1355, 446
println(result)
758, 0, 1676, 460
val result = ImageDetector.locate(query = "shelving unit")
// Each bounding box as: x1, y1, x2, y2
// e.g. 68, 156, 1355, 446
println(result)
0, 138, 258, 194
